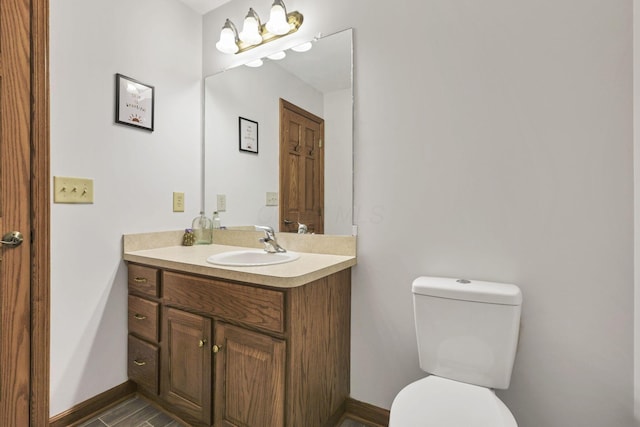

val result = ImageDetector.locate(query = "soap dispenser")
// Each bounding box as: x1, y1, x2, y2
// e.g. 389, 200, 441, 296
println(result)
191, 211, 213, 244
212, 211, 221, 229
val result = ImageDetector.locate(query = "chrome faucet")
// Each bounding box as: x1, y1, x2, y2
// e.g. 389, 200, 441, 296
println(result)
255, 225, 287, 253
284, 219, 309, 234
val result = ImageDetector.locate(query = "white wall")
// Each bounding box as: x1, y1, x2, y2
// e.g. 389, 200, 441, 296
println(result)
50, 0, 202, 416
204, 1, 635, 426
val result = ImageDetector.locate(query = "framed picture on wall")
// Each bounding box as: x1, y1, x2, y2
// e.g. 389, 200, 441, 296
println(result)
115, 73, 155, 131
239, 117, 258, 153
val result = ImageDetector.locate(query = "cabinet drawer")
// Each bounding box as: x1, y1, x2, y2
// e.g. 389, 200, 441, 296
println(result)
128, 295, 159, 342
128, 335, 159, 395
128, 264, 160, 297
163, 271, 285, 333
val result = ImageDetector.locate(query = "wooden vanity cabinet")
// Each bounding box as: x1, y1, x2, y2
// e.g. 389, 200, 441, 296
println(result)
127, 263, 351, 427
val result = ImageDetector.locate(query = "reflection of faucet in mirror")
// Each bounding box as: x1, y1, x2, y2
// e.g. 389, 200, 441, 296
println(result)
284, 219, 308, 234
255, 225, 287, 253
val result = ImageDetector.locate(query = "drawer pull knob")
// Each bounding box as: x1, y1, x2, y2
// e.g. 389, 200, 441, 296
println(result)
133, 314, 147, 320
133, 359, 146, 366
133, 277, 147, 283
198, 339, 207, 348
212, 344, 223, 353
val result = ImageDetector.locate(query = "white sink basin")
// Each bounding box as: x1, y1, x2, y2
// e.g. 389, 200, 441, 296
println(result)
206, 249, 300, 267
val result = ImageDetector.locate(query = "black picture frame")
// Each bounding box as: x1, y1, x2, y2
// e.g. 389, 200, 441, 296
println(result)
239, 117, 259, 153
115, 73, 155, 131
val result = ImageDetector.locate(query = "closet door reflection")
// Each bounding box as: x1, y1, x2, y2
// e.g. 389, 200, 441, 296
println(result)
280, 99, 324, 234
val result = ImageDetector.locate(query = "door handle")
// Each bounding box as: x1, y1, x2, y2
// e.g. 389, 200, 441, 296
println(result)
1, 231, 23, 247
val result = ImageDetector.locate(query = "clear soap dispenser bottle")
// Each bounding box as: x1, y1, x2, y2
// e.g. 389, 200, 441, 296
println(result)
191, 211, 213, 244
212, 211, 221, 229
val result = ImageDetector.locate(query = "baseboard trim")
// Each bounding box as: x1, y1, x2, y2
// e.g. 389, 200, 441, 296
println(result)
49, 381, 137, 427
345, 397, 390, 427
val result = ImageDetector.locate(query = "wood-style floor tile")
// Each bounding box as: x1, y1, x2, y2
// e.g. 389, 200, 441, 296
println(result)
80, 395, 370, 427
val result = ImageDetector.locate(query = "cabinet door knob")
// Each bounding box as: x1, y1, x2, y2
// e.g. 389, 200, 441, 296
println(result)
133, 314, 147, 320
199, 339, 207, 348
133, 277, 147, 283
133, 359, 146, 366
212, 344, 223, 353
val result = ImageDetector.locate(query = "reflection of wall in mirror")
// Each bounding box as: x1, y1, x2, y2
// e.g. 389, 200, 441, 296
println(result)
205, 60, 352, 234
324, 89, 353, 235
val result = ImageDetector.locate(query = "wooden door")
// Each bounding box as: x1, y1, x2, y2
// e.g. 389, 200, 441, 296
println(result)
213, 322, 285, 427
0, 0, 33, 425
162, 307, 212, 425
279, 99, 324, 234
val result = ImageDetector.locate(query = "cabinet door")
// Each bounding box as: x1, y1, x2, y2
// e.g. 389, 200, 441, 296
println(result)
162, 307, 212, 425
213, 322, 285, 427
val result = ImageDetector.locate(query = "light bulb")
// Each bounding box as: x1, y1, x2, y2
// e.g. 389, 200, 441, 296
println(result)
266, 0, 290, 35
239, 8, 262, 46
216, 19, 239, 54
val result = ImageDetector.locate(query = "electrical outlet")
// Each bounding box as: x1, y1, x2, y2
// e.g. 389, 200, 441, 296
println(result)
217, 194, 226, 212
173, 192, 185, 212
266, 192, 278, 206
53, 176, 94, 204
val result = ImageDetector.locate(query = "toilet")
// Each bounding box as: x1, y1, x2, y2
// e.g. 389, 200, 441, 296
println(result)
389, 277, 522, 426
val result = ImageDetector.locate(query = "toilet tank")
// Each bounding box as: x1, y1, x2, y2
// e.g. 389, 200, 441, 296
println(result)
412, 277, 522, 390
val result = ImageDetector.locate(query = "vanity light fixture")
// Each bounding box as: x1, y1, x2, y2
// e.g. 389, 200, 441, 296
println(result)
215, 0, 303, 55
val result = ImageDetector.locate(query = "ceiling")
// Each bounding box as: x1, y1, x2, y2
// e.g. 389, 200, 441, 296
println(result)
178, 0, 230, 15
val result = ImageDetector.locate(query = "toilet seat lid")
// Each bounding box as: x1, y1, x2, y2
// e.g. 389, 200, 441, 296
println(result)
389, 376, 517, 427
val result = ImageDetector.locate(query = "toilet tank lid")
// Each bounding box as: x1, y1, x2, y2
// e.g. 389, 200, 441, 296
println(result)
412, 277, 522, 306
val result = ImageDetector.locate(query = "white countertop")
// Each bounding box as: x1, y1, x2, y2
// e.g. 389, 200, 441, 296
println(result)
124, 241, 356, 288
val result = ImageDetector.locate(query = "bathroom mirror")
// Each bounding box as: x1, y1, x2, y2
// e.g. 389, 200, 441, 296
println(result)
204, 28, 353, 235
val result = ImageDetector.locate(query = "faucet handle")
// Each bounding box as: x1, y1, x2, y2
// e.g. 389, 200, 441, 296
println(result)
255, 225, 275, 234
255, 225, 287, 253
255, 225, 277, 241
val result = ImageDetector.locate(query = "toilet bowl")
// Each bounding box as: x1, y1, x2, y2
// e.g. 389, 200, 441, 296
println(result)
389, 376, 517, 427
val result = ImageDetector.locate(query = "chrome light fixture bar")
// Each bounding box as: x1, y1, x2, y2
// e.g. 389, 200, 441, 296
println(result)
215, 0, 303, 55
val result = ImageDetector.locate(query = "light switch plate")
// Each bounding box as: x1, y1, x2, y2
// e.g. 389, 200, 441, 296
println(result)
216, 194, 226, 212
173, 192, 185, 212
53, 176, 94, 204
266, 192, 278, 206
